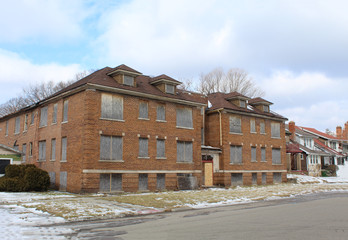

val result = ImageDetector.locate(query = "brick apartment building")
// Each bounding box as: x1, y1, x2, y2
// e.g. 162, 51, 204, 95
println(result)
204, 93, 288, 186
0, 64, 288, 193
0, 65, 206, 193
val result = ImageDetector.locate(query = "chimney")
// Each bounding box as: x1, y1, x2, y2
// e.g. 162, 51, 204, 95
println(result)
289, 121, 296, 141
336, 126, 342, 139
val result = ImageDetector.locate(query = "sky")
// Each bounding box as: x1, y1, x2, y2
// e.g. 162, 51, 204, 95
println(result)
0, 0, 347, 132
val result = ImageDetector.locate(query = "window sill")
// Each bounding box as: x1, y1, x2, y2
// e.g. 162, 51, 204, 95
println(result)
39, 125, 47, 129
156, 120, 167, 123
176, 161, 194, 164
51, 122, 57, 125
138, 118, 150, 121
176, 126, 194, 130
229, 132, 243, 135
230, 163, 243, 165
14, 132, 20, 135
99, 160, 124, 162
50, 159, 56, 162
23, 130, 27, 133
60, 160, 67, 163
251, 160, 257, 163
61, 121, 68, 124
272, 164, 283, 166
37, 160, 46, 162
138, 157, 150, 159
261, 161, 267, 163
100, 118, 125, 122
271, 137, 281, 139
156, 157, 167, 160
260, 133, 266, 135
250, 132, 257, 134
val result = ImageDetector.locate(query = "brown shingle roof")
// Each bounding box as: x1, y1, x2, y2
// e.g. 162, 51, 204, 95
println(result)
150, 74, 182, 85
113, 64, 142, 74
248, 97, 273, 105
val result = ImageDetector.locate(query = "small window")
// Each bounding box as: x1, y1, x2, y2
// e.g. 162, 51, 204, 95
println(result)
139, 138, 149, 158
272, 148, 281, 164
261, 147, 266, 162
5, 120, 8, 136
157, 173, 165, 190
123, 75, 134, 86
61, 137, 67, 161
230, 145, 242, 164
63, 100, 68, 122
100, 173, 122, 192
263, 105, 269, 112
39, 106, 48, 127
273, 173, 282, 183
101, 93, 123, 120
271, 122, 280, 138
260, 120, 265, 134
262, 172, 267, 184
229, 116, 242, 133
29, 142, 33, 156
139, 102, 149, 119
24, 114, 28, 131
165, 84, 175, 94
177, 141, 193, 163
51, 139, 56, 161
52, 103, 58, 124
22, 144, 27, 162
156, 139, 165, 158
15, 116, 20, 134
251, 147, 257, 162
100, 135, 123, 161
156, 105, 165, 121
39, 140, 46, 161
31, 112, 35, 125
252, 173, 257, 185
240, 100, 246, 108
139, 173, 148, 190
176, 108, 193, 128
250, 119, 256, 133
231, 173, 243, 186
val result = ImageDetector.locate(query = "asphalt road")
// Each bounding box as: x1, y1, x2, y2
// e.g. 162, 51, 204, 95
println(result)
62, 192, 348, 240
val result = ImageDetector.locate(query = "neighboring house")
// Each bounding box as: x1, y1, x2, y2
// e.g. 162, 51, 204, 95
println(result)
204, 93, 288, 187
0, 64, 207, 193
0, 143, 22, 177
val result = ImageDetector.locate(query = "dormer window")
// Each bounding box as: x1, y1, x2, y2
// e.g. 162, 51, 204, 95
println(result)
263, 105, 269, 112
165, 84, 175, 94
240, 100, 246, 108
123, 75, 134, 86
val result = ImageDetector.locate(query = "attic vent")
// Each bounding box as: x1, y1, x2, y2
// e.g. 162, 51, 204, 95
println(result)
124, 75, 134, 86
165, 84, 175, 94
263, 105, 269, 112
240, 100, 246, 108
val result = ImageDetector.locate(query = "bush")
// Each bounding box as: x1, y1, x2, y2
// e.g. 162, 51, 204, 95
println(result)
0, 164, 49, 192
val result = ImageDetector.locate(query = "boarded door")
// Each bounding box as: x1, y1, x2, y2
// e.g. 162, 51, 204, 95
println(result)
204, 162, 213, 186
59, 171, 67, 191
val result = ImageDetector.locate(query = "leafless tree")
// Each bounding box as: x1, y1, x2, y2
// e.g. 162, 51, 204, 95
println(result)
197, 67, 264, 97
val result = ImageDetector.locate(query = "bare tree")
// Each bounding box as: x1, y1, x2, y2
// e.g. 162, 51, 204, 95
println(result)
197, 67, 264, 97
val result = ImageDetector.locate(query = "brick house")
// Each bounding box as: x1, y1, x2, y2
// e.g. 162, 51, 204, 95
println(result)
204, 93, 288, 186
0, 64, 207, 193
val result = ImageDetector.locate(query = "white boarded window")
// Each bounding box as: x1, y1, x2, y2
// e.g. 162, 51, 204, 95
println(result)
61, 137, 67, 161
63, 100, 68, 122
101, 93, 123, 120
51, 139, 56, 161
139, 138, 149, 158
261, 147, 266, 162
260, 120, 265, 134
272, 148, 281, 164
100, 135, 123, 161
271, 122, 280, 138
250, 119, 256, 133
139, 102, 148, 119
24, 114, 28, 131
52, 103, 58, 123
176, 108, 193, 128
229, 116, 241, 133
165, 84, 175, 94
251, 147, 257, 162
156, 105, 165, 121
177, 141, 193, 163
156, 139, 165, 158
40, 106, 48, 127
124, 75, 134, 86
231, 173, 243, 186
39, 140, 46, 161
230, 145, 242, 164
15, 116, 20, 134
22, 144, 26, 162
100, 173, 122, 192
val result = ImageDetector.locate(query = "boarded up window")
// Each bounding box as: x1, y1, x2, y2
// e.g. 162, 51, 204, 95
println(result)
31, 112, 35, 125
51, 139, 56, 161
61, 137, 67, 161
156, 139, 165, 158
176, 108, 193, 128
139, 174, 148, 190
124, 75, 134, 86
165, 84, 175, 94
263, 105, 269, 112
52, 103, 58, 123
261, 147, 266, 162
157, 173, 165, 190
101, 93, 123, 120
272, 148, 281, 164
262, 173, 267, 184
271, 122, 280, 138
177, 141, 193, 163
250, 119, 256, 133
15, 116, 20, 134
231, 173, 243, 186
5, 120, 8, 136
273, 173, 282, 183
230, 145, 242, 164
29, 142, 33, 156
100, 135, 123, 160
156, 105, 165, 121
59, 171, 67, 191
260, 120, 265, 134
24, 114, 28, 131
63, 100, 68, 122
229, 116, 241, 133
99, 174, 122, 192
251, 147, 257, 162
139, 138, 148, 158
39, 141, 46, 161
240, 100, 246, 108
139, 102, 148, 119
40, 106, 48, 127
252, 173, 257, 185
49, 172, 56, 188
22, 144, 26, 162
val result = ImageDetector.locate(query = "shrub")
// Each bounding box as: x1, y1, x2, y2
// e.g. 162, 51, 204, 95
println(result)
0, 177, 25, 192
24, 167, 50, 191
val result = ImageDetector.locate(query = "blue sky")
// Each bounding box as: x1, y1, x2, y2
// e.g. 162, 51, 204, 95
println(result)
1, 0, 348, 133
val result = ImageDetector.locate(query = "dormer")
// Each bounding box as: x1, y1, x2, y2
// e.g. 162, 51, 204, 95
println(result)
150, 74, 181, 95
224, 92, 250, 109
107, 64, 142, 87
248, 97, 273, 113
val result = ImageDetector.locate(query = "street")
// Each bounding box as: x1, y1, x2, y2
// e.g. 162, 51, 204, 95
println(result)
59, 192, 348, 239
